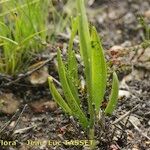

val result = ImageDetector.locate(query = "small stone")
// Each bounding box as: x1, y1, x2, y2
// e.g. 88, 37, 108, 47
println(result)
29, 63, 49, 85
144, 10, 150, 19
0, 93, 20, 115
9, 121, 16, 128
148, 120, 150, 126
119, 90, 131, 99
29, 99, 57, 113
124, 12, 135, 24
129, 115, 141, 127
132, 148, 139, 150
110, 45, 124, 51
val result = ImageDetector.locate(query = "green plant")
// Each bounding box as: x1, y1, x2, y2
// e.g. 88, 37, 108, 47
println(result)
48, 0, 119, 147
0, 0, 49, 75
0, 0, 74, 75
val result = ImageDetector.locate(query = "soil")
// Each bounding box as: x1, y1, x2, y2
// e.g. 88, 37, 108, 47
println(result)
0, 0, 150, 150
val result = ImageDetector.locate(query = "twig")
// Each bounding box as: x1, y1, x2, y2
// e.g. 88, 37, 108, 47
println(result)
0, 109, 19, 133
70, 116, 80, 133
112, 104, 139, 125
10, 104, 28, 132
13, 125, 37, 134
50, 76, 61, 86
120, 112, 131, 139
129, 119, 150, 140
4, 56, 55, 86
0, 73, 12, 80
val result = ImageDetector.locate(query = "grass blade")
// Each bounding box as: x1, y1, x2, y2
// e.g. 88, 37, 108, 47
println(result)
104, 72, 119, 115
0, 36, 18, 45
21, 29, 47, 45
0, 0, 40, 17
91, 26, 107, 113
48, 76, 72, 115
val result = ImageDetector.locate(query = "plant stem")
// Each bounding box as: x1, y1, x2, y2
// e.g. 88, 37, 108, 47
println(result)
89, 128, 96, 149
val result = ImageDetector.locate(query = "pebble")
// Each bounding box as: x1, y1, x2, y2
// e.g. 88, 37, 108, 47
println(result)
129, 115, 141, 127
0, 93, 20, 115
148, 120, 150, 126
144, 10, 150, 19
119, 90, 131, 99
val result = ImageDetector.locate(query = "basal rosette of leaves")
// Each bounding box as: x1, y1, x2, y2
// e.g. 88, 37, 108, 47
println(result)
48, 0, 119, 148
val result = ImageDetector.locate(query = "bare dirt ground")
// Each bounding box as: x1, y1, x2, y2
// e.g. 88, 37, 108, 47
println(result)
0, 0, 150, 149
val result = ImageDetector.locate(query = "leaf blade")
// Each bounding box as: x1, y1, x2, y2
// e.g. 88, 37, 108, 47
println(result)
91, 26, 107, 113
57, 48, 89, 129
77, 0, 94, 128
48, 76, 72, 115
67, 17, 80, 105
104, 72, 119, 115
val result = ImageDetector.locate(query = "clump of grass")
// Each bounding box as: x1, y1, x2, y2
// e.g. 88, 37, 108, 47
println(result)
48, 0, 119, 148
0, 0, 50, 75
0, 0, 73, 75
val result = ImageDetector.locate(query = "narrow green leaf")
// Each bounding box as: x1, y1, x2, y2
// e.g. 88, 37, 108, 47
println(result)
68, 17, 79, 53
0, 21, 10, 33
67, 51, 80, 105
77, 0, 94, 128
77, 0, 91, 59
67, 17, 79, 86
67, 17, 80, 105
77, 0, 91, 90
104, 72, 119, 115
91, 26, 107, 113
0, 36, 18, 45
57, 48, 89, 129
0, 0, 40, 17
67, 77, 80, 105
48, 76, 72, 115
67, 50, 78, 86
21, 29, 47, 44
0, 0, 10, 5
